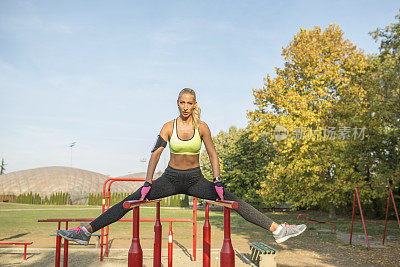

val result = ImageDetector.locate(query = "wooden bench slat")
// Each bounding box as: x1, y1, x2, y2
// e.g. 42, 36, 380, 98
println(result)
249, 242, 277, 254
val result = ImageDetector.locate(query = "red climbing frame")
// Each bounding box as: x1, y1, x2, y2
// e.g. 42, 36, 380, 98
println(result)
101, 177, 197, 261
350, 186, 400, 249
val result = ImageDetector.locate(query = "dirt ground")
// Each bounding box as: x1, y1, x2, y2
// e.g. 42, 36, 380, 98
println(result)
1, 228, 399, 267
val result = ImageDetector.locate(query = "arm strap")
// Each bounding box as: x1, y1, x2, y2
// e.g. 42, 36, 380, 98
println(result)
151, 135, 167, 153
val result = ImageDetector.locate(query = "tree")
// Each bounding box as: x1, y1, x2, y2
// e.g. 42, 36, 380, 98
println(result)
200, 126, 243, 181
364, 10, 400, 195
248, 24, 369, 218
0, 158, 6, 175
200, 127, 275, 208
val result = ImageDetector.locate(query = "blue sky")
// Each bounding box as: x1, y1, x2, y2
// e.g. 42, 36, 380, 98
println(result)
0, 1, 398, 176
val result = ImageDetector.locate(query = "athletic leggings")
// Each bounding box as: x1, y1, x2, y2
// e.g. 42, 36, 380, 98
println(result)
90, 165, 274, 232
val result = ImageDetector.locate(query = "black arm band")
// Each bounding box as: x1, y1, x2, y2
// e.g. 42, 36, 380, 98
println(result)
213, 177, 223, 187
143, 182, 152, 187
151, 135, 167, 153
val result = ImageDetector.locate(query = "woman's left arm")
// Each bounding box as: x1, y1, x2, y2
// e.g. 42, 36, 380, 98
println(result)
200, 122, 220, 179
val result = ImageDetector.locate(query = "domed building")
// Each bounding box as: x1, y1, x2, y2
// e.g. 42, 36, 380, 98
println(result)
0, 166, 161, 204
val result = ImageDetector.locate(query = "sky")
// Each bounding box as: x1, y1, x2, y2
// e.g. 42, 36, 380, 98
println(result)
0, 1, 399, 176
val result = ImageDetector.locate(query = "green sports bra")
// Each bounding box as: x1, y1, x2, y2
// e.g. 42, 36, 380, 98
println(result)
169, 119, 202, 155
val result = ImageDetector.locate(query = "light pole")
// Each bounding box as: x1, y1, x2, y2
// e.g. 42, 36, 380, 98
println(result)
140, 157, 146, 172
69, 142, 76, 167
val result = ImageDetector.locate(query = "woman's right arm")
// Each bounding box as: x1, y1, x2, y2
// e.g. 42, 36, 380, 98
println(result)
145, 122, 171, 183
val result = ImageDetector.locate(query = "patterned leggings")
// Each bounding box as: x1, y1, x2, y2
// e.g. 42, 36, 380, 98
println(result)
90, 165, 274, 232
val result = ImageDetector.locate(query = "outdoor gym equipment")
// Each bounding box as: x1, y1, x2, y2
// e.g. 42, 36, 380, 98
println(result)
101, 177, 198, 261
124, 198, 239, 267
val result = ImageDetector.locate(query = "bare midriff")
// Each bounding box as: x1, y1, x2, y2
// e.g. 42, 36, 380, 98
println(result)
168, 153, 200, 170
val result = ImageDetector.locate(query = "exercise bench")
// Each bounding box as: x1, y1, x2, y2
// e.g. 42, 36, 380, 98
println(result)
249, 242, 277, 267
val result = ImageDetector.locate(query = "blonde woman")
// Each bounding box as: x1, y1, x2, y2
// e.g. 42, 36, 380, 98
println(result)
57, 88, 306, 245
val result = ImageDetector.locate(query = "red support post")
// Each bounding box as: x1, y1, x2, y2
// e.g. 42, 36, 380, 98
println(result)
383, 190, 391, 244
23, 244, 27, 260
154, 202, 162, 267
355, 188, 370, 249
168, 221, 173, 267
63, 222, 69, 267
203, 202, 211, 267
389, 188, 400, 230
220, 207, 235, 267
128, 207, 142, 267
55, 221, 61, 267
105, 186, 111, 257
350, 189, 357, 245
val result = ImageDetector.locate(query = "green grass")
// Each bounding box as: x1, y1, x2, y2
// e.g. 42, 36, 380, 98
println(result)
1, 203, 399, 248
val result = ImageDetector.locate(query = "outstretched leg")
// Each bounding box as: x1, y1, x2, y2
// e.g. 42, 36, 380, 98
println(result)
57, 172, 179, 244
90, 173, 178, 232
186, 175, 307, 243
186, 175, 275, 231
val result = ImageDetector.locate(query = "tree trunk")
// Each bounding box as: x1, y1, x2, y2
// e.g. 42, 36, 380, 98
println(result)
329, 202, 336, 219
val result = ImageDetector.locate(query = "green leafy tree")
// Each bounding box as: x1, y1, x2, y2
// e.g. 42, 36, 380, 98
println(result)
248, 24, 369, 218
200, 126, 244, 181
200, 126, 275, 208
361, 10, 400, 202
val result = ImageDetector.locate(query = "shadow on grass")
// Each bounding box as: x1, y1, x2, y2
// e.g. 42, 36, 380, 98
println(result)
0, 233, 30, 241
173, 240, 193, 261
0, 251, 39, 261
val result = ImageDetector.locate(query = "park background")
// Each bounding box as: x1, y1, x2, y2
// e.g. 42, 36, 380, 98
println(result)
1, 1, 400, 266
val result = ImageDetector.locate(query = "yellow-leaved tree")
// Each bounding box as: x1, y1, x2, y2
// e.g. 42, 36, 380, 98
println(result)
248, 24, 369, 218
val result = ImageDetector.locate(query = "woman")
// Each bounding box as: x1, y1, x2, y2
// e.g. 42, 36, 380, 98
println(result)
57, 88, 306, 245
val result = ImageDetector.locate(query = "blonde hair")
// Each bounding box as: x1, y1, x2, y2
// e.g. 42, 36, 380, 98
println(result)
178, 88, 201, 129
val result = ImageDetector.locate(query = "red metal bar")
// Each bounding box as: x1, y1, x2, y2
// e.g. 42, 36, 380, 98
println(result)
105, 181, 113, 258
220, 207, 235, 266
193, 197, 197, 261
389, 189, 400, 230
101, 178, 146, 261
55, 221, 61, 267
203, 202, 211, 267
153, 202, 162, 267
168, 221, 173, 267
355, 188, 370, 249
123, 199, 161, 209
39, 219, 93, 222
356, 186, 389, 188
296, 214, 309, 224
0, 242, 33, 245
325, 222, 336, 232
101, 179, 111, 261
23, 244, 27, 260
350, 186, 400, 249
383, 190, 391, 245
205, 200, 239, 209
100, 177, 196, 263
63, 222, 69, 267
128, 207, 142, 267
0, 243, 32, 260
39, 218, 191, 223
349, 190, 357, 245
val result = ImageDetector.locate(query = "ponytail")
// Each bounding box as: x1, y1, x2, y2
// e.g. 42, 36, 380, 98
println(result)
192, 102, 201, 129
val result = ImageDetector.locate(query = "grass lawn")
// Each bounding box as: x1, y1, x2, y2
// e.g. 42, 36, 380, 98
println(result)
1, 202, 399, 266
1, 202, 399, 246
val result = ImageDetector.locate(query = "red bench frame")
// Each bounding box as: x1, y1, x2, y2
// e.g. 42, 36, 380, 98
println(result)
0, 242, 33, 260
